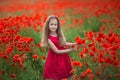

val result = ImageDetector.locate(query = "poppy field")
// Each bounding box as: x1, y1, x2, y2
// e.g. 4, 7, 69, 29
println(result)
0, 0, 120, 80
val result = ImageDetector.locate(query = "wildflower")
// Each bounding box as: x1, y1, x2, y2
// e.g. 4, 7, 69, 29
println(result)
32, 54, 39, 60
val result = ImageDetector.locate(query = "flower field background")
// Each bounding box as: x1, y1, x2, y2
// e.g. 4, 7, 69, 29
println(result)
0, 0, 120, 80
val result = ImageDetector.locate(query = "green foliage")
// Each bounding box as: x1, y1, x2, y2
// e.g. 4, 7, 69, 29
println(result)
82, 16, 102, 32
0, 14, 119, 80
19, 26, 42, 44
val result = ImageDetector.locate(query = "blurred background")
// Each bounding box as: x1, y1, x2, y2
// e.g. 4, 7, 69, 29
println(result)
0, 0, 120, 80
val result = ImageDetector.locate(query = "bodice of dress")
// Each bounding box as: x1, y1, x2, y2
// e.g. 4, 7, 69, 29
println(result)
48, 35, 61, 49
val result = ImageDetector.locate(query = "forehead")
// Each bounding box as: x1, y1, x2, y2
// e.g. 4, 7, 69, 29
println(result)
49, 18, 57, 23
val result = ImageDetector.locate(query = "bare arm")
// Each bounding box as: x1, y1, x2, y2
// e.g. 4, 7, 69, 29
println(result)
65, 42, 77, 47
48, 39, 74, 54
65, 42, 85, 47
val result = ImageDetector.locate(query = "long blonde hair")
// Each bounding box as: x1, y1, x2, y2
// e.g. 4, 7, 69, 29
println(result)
41, 15, 66, 47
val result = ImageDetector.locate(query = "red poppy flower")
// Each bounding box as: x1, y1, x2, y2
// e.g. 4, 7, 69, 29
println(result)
85, 31, 94, 40
24, 47, 30, 52
1, 69, 5, 75
32, 54, 39, 60
70, 68, 75, 74
115, 74, 120, 78
88, 42, 95, 47
79, 52, 84, 58
91, 45, 97, 52
85, 68, 92, 74
80, 72, 87, 79
6, 47, 14, 53
114, 61, 120, 67
89, 51, 94, 57
37, 43, 41, 48
73, 19, 78, 24
96, 72, 101, 77
85, 62, 89, 67
98, 58, 105, 63
72, 61, 83, 67
11, 73, 15, 79
75, 36, 85, 44
14, 35, 21, 41
83, 47, 88, 53
87, 74, 94, 79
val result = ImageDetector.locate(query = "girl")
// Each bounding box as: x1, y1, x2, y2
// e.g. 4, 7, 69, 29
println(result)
41, 15, 80, 80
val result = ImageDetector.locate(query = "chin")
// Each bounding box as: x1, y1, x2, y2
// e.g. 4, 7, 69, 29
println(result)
51, 29, 57, 32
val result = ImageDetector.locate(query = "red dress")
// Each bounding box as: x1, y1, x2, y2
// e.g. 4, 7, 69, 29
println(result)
43, 35, 73, 80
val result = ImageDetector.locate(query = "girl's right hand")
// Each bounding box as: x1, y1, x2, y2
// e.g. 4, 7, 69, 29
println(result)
71, 45, 79, 52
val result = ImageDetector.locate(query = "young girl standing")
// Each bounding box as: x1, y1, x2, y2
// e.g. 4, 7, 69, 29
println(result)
41, 15, 80, 80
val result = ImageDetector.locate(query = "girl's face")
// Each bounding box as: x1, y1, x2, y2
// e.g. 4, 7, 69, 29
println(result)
49, 18, 58, 32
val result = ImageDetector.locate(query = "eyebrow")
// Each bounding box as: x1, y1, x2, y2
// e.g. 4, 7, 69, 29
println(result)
50, 22, 57, 23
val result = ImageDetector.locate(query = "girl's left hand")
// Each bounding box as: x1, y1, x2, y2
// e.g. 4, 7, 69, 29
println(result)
74, 43, 85, 47
72, 45, 79, 51
71, 42, 85, 51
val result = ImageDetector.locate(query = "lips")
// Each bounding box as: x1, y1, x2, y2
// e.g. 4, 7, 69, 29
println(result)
52, 28, 55, 29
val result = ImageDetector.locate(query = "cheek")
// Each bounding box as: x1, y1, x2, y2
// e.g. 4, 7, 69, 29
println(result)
49, 25, 53, 30
49, 25, 57, 29
54, 25, 58, 29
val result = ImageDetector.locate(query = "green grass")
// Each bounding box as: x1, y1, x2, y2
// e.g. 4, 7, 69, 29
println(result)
0, 13, 119, 80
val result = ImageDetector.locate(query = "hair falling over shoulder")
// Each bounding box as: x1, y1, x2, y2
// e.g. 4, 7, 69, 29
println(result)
40, 15, 66, 47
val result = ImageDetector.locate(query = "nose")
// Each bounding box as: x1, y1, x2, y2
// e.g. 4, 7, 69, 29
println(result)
52, 25, 57, 27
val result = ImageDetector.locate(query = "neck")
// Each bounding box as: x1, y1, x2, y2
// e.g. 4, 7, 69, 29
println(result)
50, 31, 57, 36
